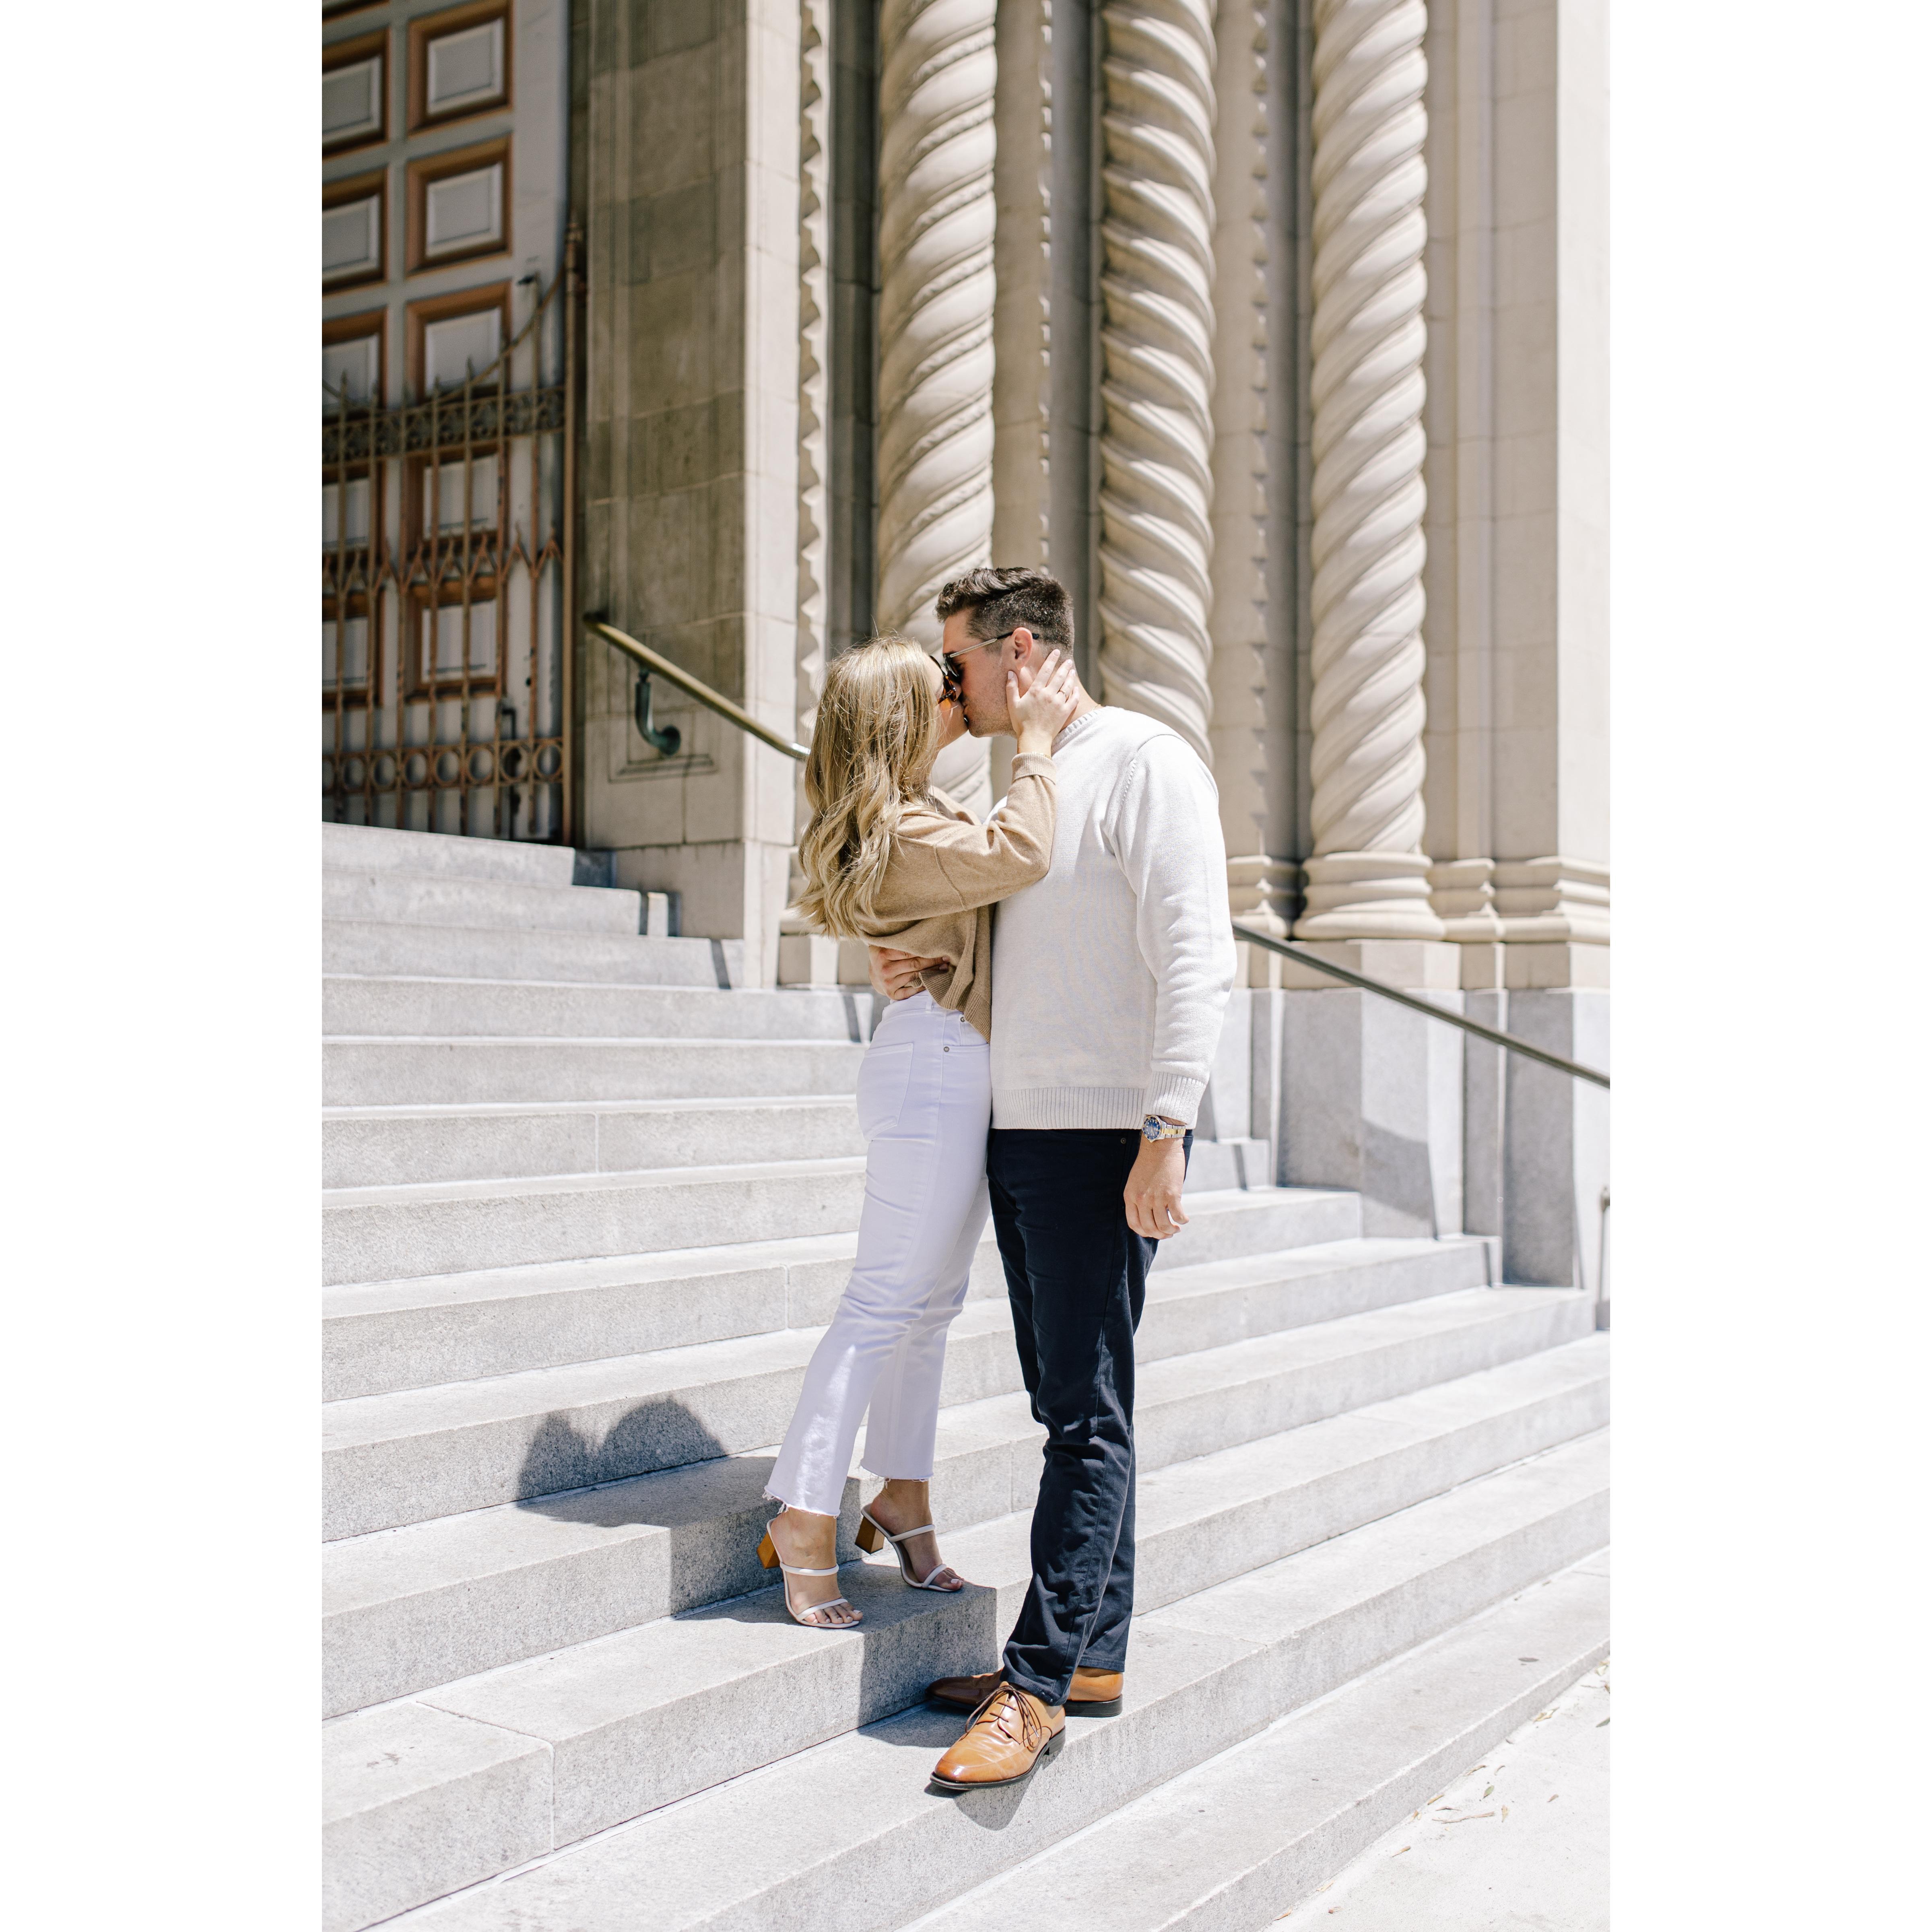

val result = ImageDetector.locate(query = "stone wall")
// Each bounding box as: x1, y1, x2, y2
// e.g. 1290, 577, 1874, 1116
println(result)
574, 0, 802, 986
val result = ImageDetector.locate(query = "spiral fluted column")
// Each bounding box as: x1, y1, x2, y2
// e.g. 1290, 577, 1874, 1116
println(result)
1094, 0, 1220, 765
1293, 0, 1443, 939
875, 0, 997, 647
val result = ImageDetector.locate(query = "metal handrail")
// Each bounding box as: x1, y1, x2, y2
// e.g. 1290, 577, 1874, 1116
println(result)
562, 634, 1606, 1089
1233, 923, 1610, 1089
584, 616, 810, 761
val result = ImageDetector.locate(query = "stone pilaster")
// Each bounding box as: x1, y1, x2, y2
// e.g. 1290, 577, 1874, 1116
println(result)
792, 0, 833, 881
1418, 0, 1612, 979
990, 0, 1052, 576
576, 0, 802, 987
1294, 0, 1441, 940
1095, 0, 1221, 765
875, 0, 998, 814
1209, 0, 1295, 936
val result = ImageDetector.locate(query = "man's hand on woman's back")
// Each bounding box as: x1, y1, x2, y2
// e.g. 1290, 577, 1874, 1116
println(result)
870, 946, 944, 1000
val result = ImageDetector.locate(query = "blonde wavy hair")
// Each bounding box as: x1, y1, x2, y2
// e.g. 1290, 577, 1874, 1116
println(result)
795, 635, 941, 940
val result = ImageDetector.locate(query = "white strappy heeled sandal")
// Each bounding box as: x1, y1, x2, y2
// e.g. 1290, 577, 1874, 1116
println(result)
756, 1519, 862, 1629
854, 1503, 964, 1591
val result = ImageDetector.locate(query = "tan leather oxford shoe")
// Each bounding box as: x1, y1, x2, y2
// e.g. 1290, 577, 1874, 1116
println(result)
931, 1684, 1065, 1791
927, 1666, 1124, 1715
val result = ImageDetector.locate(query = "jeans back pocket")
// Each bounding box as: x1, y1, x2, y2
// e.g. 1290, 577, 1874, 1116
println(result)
855, 1040, 918, 1140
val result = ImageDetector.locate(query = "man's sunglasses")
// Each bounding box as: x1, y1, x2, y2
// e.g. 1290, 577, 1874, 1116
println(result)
935, 631, 1017, 701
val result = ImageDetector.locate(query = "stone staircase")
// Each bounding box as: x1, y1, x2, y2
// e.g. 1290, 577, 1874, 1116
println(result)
320, 823, 1610, 1932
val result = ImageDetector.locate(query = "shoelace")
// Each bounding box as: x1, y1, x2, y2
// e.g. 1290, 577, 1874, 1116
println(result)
964, 1683, 1043, 1752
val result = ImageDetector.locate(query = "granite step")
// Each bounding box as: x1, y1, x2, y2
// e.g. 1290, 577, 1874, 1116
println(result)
322, 1095, 868, 1190
322, 1158, 872, 1285
325, 868, 649, 936
323, 1331, 1607, 1717
322, 1279, 1584, 1541
322, 975, 871, 1043
907, 1548, 1612, 1932
336, 1430, 1609, 1932
323, 919, 745, 988
322, 1035, 872, 1107
322, 1187, 1367, 1401
323, 823, 582, 887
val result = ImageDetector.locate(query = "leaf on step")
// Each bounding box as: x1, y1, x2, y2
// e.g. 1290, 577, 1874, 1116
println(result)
1549, 1793, 1560, 1802
1597, 1717, 1610, 1728
1500, 1805, 1510, 1821
1393, 1846, 1410, 1856
1441, 1811, 1497, 1825
1482, 1784, 1495, 1799
1518, 1657, 1539, 1662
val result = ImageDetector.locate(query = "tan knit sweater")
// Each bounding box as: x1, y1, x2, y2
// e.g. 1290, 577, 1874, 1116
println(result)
854, 750, 1057, 1043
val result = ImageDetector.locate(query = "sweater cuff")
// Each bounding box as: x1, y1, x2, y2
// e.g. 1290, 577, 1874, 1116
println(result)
1008, 751, 1057, 781
1143, 1075, 1205, 1129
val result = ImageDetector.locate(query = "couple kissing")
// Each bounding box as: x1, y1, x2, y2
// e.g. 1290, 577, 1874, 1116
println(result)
758, 565, 1235, 1791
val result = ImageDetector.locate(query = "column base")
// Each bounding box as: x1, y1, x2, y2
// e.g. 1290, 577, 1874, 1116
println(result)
1227, 855, 1299, 938
1294, 852, 1446, 941
1494, 856, 1611, 943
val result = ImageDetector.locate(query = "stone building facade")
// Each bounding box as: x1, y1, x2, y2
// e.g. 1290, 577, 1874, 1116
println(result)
324, 0, 1609, 1291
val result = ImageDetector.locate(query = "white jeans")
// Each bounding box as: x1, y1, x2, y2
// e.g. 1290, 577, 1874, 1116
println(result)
766, 991, 992, 1517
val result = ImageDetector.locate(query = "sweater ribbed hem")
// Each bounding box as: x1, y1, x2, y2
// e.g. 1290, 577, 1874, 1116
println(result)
992, 1086, 1156, 1131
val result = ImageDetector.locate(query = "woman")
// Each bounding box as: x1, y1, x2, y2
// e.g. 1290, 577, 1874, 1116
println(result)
757, 633, 1081, 1626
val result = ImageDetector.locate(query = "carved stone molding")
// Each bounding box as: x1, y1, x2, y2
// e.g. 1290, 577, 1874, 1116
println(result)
793, 0, 833, 881
1294, 0, 1441, 940
874, 0, 998, 648
1492, 856, 1611, 944
991, 0, 1053, 572
1208, 0, 1293, 932
876, 0, 998, 814
1095, 0, 1221, 765
1428, 856, 1503, 940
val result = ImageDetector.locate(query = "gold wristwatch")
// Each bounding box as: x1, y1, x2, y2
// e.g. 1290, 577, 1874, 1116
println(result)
1141, 1115, 1186, 1143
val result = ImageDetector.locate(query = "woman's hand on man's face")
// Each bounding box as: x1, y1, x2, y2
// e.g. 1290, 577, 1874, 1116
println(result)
1006, 649, 1080, 744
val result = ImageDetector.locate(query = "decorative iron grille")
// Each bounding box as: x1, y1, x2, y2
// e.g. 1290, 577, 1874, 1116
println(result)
324, 231, 579, 843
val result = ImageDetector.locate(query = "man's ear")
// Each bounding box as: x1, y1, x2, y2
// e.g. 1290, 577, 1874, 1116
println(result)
1010, 625, 1036, 664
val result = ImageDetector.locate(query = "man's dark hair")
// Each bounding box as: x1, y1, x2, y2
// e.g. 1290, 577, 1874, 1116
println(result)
935, 567, 1074, 651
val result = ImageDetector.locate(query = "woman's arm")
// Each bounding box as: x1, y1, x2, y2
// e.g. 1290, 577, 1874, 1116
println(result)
870, 651, 1081, 924
881, 757, 1058, 918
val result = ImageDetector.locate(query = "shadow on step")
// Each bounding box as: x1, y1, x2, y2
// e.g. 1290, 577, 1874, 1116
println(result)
512, 1403, 823, 1616
513, 1400, 1012, 1742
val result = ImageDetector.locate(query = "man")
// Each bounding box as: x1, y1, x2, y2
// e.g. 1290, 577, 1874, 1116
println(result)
871, 567, 1235, 1790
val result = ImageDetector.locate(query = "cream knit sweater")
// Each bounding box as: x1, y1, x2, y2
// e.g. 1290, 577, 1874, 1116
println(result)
988, 707, 1235, 1131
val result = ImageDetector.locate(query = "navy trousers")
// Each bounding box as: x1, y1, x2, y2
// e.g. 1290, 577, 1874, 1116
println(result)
987, 1126, 1190, 1707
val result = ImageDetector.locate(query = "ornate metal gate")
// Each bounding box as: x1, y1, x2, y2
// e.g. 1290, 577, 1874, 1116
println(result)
324, 234, 579, 843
